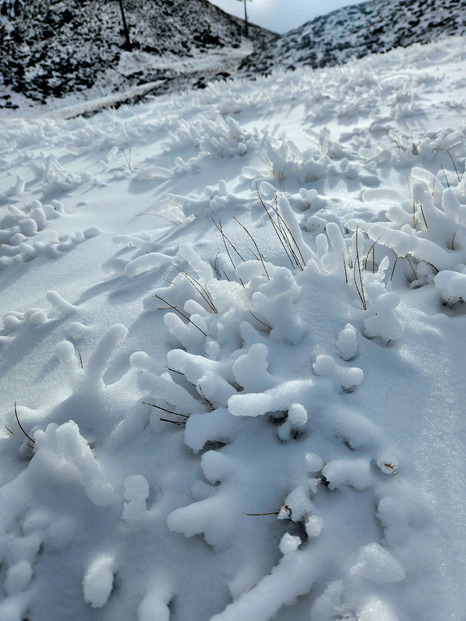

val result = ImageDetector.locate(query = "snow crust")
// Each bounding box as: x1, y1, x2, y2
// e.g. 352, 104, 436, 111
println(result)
0, 35, 465, 621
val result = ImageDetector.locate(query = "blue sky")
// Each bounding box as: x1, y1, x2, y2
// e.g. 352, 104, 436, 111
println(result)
208, 0, 368, 33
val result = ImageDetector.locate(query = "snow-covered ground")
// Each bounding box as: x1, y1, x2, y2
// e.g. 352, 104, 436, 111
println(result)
0, 37, 465, 621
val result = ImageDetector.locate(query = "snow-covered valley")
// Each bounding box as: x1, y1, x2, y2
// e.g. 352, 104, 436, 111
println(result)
0, 34, 465, 621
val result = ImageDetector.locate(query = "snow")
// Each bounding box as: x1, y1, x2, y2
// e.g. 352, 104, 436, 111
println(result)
0, 34, 465, 621
350, 542, 406, 584
82, 554, 115, 608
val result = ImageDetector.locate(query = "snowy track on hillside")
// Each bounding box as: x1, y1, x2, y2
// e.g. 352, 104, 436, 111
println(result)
0, 38, 465, 621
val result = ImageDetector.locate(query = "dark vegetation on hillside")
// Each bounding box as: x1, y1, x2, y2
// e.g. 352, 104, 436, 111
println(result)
240, 0, 466, 75
0, 0, 464, 110
0, 0, 275, 107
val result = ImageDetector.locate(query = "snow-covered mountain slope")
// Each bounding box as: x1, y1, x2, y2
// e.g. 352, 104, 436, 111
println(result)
0, 0, 276, 111
241, 0, 466, 75
1, 36, 465, 621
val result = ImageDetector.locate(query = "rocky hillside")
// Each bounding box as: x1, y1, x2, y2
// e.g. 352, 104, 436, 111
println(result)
1, 0, 464, 112
0, 0, 276, 109
240, 0, 466, 75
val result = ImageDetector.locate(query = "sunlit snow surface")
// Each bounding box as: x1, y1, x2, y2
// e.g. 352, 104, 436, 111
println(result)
0, 38, 465, 621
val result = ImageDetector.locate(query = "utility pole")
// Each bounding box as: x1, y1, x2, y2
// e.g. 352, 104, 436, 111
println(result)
237, 0, 251, 38
118, 0, 132, 51
243, 0, 248, 37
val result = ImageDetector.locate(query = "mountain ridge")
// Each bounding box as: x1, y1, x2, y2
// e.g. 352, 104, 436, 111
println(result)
1, 0, 465, 112
240, 0, 466, 75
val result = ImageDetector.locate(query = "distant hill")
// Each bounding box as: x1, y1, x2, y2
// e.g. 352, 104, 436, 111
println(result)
0, 0, 276, 109
240, 0, 466, 75
1, 0, 464, 112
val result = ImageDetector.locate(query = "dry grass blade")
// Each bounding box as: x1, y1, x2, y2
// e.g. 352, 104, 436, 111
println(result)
233, 216, 270, 280
154, 294, 207, 337
342, 253, 348, 283
14, 403, 35, 445
441, 147, 463, 182
212, 218, 245, 265
405, 255, 418, 280
175, 266, 218, 313
166, 366, 185, 376
257, 189, 305, 271
160, 418, 186, 426
243, 511, 280, 516
142, 401, 189, 418
214, 253, 221, 280
258, 191, 298, 269
257, 190, 294, 267
270, 196, 306, 269
353, 228, 367, 310
315, 463, 327, 480
364, 238, 380, 273
384, 462, 402, 484
248, 309, 272, 331
440, 165, 450, 188
212, 218, 245, 287
390, 254, 399, 281
76, 348, 83, 369
198, 384, 213, 408
419, 204, 428, 229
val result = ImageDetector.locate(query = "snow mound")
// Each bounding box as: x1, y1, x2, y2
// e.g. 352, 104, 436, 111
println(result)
0, 35, 465, 621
